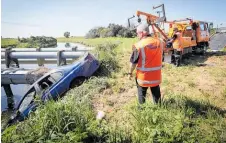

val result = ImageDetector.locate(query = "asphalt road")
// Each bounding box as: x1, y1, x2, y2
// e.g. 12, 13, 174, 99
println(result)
209, 27, 226, 51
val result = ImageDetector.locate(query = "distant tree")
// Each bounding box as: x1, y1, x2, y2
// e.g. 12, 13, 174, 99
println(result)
20, 38, 27, 43
85, 23, 136, 38
17, 36, 21, 42
100, 28, 111, 38
65, 43, 71, 47
108, 23, 123, 36
30, 36, 36, 41
85, 28, 100, 38
64, 32, 70, 38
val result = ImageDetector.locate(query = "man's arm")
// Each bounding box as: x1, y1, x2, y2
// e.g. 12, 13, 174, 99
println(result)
129, 49, 139, 75
169, 34, 177, 43
129, 63, 136, 75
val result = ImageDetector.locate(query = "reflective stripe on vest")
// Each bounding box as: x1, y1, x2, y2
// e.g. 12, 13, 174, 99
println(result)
137, 65, 162, 71
137, 79, 161, 84
140, 47, 145, 69
137, 47, 162, 71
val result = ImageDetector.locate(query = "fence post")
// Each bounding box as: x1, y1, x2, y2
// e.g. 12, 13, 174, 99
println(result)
36, 47, 44, 66
5, 47, 19, 68
2, 84, 14, 109
57, 50, 66, 66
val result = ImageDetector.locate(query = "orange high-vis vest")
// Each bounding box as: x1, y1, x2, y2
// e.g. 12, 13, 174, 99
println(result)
134, 37, 163, 87
173, 32, 183, 51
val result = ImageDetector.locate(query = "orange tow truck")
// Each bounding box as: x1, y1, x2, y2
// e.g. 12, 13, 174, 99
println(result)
129, 4, 213, 65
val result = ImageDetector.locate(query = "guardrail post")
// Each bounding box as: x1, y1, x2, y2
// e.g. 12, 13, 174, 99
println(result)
5, 47, 19, 68
72, 46, 77, 51
2, 84, 14, 109
57, 50, 66, 66
36, 47, 44, 66
72, 46, 77, 61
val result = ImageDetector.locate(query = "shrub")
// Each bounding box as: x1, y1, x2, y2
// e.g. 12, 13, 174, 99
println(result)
86, 23, 135, 38
93, 42, 119, 76
64, 31, 70, 38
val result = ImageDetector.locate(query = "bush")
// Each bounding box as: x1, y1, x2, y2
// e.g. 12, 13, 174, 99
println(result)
85, 27, 101, 38
86, 23, 135, 38
100, 28, 111, 38
64, 31, 70, 38
16, 36, 57, 48
93, 42, 119, 76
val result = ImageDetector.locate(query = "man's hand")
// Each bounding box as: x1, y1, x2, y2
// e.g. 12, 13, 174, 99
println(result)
128, 73, 132, 80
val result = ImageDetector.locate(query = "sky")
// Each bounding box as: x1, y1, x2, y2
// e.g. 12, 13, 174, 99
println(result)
1, 0, 226, 38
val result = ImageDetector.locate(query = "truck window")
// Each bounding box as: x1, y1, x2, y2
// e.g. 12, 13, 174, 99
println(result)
186, 26, 192, 30
199, 23, 205, 31
183, 26, 193, 37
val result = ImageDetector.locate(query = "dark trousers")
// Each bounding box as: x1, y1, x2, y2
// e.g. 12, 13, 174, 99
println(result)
171, 50, 182, 62
136, 78, 161, 104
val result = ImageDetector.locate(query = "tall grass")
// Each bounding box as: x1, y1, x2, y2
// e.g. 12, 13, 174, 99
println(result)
2, 77, 111, 143
99, 95, 226, 143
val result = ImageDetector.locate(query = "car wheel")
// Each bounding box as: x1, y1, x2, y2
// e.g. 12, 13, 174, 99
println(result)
70, 77, 86, 89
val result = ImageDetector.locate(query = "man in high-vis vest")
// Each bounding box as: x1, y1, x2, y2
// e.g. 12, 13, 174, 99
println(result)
169, 26, 183, 66
128, 24, 163, 104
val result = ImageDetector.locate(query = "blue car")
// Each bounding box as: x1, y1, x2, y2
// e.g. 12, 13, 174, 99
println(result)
9, 52, 99, 123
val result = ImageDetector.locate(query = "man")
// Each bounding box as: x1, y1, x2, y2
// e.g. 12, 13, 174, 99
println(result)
169, 26, 183, 66
128, 23, 163, 105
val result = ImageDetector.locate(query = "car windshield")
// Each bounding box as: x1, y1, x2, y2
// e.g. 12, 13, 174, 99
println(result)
19, 87, 36, 113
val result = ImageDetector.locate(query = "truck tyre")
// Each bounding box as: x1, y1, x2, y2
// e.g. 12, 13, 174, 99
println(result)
175, 57, 180, 67
201, 45, 207, 56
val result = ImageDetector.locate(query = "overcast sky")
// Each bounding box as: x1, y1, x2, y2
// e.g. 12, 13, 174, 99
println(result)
1, 0, 226, 38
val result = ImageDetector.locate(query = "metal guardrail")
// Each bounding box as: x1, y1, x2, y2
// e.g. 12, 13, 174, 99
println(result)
1, 46, 93, 52
1, 51, 85, 59
1, 47, 91, 68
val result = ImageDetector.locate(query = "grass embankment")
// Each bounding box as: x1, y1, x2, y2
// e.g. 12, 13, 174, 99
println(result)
2, 37, 226, 142
1, 37, 57, 48
1, 38, 33, 48
1, 38, 19, 48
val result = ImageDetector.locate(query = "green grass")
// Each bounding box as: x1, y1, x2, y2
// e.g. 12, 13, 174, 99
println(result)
125, 95, 226, 143
1, 38, 53, 48
2, 37, 226, 142
1, 38, 19, 48
1, 38, 33, 48
223, 46, 226, 52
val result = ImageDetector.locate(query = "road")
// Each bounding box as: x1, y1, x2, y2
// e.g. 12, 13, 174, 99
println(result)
209, 27, 226, 51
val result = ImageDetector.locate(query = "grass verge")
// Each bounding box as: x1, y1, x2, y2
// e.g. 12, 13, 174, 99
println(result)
2, 37, 226, 142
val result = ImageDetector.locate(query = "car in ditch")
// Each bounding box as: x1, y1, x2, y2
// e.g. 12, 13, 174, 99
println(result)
8, 52, 99, 124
